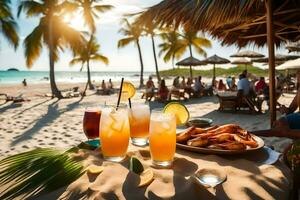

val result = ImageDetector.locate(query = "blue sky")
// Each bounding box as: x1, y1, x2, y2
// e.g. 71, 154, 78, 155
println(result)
0, 0, 289, 72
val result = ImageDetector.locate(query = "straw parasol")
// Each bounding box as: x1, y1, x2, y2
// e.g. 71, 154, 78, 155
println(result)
252, 54, 300, 64
231, 57, 252, 69
276, 58, 300, 70
230, 50, 264, 58
286, 43, 300, 53
203, 54, 230, 85
176, 56, 206, 66
176, 56, 206, 78
137, 0, 300, 125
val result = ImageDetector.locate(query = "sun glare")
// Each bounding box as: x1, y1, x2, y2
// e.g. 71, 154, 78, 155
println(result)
63, 13, 87, 31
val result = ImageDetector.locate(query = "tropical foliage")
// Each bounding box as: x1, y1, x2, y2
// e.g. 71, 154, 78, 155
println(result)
118, 18, 145, 88
70, 36, 109, 93
74, 0, 113, 34
73, 0, 113, 90
18, 0, 83, 98
158, 29, 186, 69
0, 148, 84, 200
0, 0, 19, 49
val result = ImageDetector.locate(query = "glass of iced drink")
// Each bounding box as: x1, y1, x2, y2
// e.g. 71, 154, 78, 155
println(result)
128, 103, 150, 146
99, 104, 130, 162
83, 108, 102, 140
149, 110, 176, 167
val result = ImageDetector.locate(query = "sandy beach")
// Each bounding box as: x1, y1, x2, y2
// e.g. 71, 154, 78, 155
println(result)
0, 81, 295, 159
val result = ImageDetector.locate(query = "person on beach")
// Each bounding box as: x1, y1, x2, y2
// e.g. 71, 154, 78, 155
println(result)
180, 76, 186, 89
107, 79, 114, 94
237, 73, 250, 96
230, 77, 237, 91
157, 79, 169, 102
255, 77, 267, 94
253, 87, 300, 139
101, 80, 109, 95
193, 76, 204, 96
145, 76, 155, 101
185, 77, 193, 98
226, 76, 232, 88
217, 79, 226, 91
22, 79, 27, 87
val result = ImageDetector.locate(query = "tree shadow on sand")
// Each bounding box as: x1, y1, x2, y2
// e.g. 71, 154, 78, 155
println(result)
11, 97, 84, 146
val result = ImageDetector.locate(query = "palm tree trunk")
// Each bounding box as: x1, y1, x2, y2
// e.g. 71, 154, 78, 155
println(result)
136, 39, 144, 88
87, 59, 94, 90
212, 64, 216, 87
49, 16, 62, 99
87, 35, 94, 90
188, 44, 193, 79
151, 35, 161, 83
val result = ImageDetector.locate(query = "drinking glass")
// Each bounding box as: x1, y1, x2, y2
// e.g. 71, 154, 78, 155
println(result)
149, 110, 176, 167
99, 105, 130, 162
83, 108, 102, 140
128, 103, 150, 146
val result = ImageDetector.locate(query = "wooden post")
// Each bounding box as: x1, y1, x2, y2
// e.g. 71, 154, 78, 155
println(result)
266, 0, 276, 127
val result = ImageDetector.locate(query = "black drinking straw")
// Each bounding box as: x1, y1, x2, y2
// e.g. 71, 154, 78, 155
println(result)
128, 98, 132, 108
116, 78, 124, 110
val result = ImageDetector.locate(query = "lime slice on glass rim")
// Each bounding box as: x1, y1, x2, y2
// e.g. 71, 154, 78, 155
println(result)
163, 102, 190, 125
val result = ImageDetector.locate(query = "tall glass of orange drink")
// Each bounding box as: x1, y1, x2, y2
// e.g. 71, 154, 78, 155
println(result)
99, 104, 130, 162
149, 110, 176, 167
128, 103, 150, 146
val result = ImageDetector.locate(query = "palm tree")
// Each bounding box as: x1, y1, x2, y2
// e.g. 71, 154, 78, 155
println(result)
118, 18, 145, 88
143, 21, 160, 83
18, 0, 83, 98
0, 0, 19, 49
70, 36, 108, 95
159, 30, 186, 69
181, 30, 212, 78
73, 0, 113, 89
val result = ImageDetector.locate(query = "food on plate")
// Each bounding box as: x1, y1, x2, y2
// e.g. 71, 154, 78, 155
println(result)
176, 124, 258, 150
176, 126, 195, 143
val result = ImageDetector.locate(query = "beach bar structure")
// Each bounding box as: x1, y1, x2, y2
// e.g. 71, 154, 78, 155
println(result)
137, 0, 300, 126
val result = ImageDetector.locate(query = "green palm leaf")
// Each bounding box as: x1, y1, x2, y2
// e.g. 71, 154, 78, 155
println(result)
0, 148, 84, 200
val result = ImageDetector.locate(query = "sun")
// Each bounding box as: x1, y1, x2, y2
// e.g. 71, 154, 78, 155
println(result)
63, 12, 87, 31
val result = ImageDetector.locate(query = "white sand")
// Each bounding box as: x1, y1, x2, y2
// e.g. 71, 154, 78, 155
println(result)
0, 81, 294, 159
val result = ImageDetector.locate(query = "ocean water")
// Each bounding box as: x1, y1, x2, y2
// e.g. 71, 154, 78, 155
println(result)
0, 71, 153, 84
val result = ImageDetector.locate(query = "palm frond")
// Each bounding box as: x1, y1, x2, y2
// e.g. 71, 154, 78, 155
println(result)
23, 24, 43, 68
118, 37, 135, 48
93, 5, 113, 13
1, 18, 19, 49
90, 54, 109, 65
0, 148, 84, 200
69, 57, 84, 66
17, 1, 44, 18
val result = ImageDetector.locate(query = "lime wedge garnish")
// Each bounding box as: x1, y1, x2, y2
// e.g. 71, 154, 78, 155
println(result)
163, 102, 190, 125
129, 157, 144, 175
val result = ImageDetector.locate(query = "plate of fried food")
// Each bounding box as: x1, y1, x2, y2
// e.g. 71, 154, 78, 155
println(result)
176, 124, 264, 155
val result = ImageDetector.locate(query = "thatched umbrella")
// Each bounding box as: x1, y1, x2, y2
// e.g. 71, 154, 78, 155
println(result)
252, 54, 300, 64
137, 0, 300, 125
276, 58, 300, 70
231, 57, 252, 70
286, 43, 300, 53
203, 54, 230, 86
230, 50, 264, 58
176, 56, 206, 78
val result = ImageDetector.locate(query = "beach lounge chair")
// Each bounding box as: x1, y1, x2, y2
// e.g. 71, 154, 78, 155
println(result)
0, 94, 30, 104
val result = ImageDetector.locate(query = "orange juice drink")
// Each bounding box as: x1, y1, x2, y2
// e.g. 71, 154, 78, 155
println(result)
128, 104, 150, 146
99, 105, 130, 162
149, 111, 176, 167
